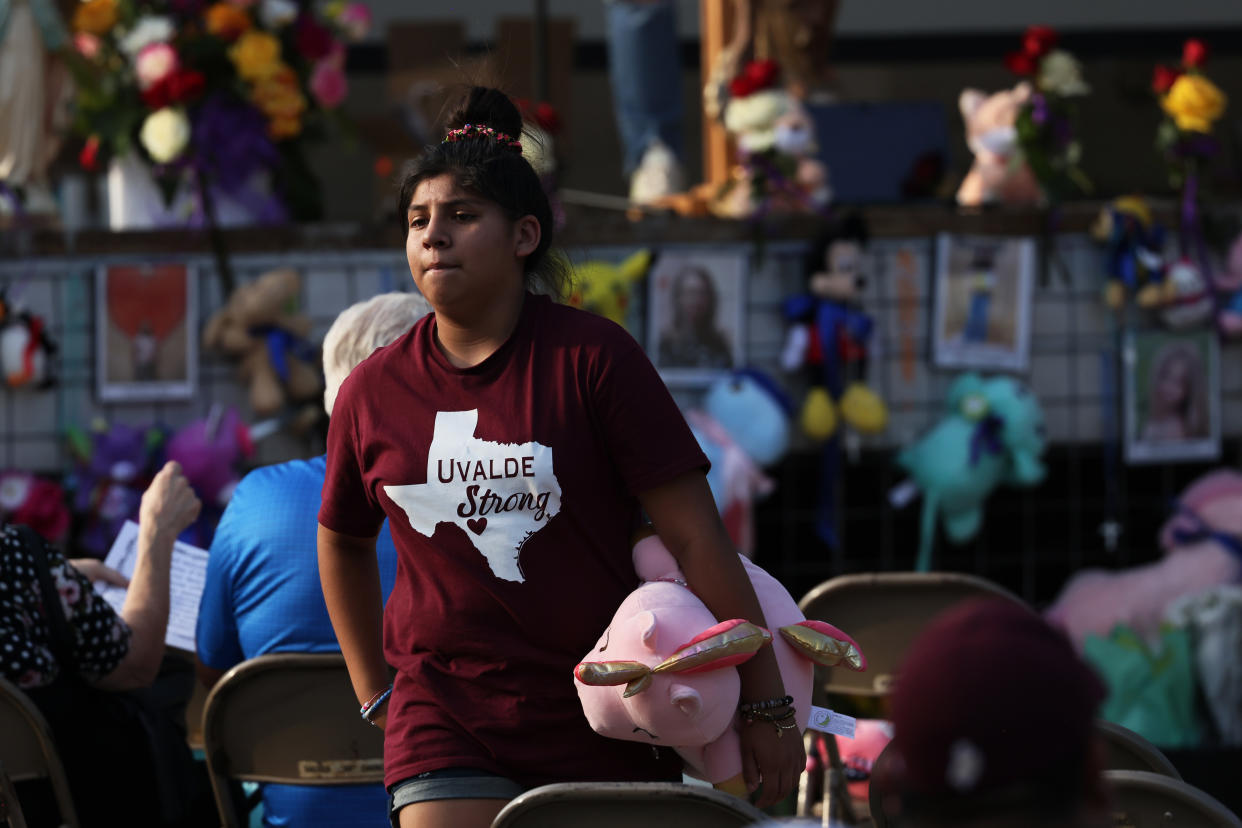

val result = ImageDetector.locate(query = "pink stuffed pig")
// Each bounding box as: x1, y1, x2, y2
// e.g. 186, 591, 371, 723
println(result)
575, 530, 864, 796
1046, 470, 1242, 650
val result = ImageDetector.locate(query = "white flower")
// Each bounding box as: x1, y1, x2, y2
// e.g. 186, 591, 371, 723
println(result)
1038, 50, 1090, 97
724, 89, 791, 153
260, 0, 299, 29
140, 107, 191, 164
119, 16, 175, 58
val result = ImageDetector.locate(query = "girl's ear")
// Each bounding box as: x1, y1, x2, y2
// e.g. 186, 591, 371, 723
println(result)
515, 215, 541, 258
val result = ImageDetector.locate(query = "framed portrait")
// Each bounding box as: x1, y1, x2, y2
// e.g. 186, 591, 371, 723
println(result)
932, 234, 1035, 372
96, 263, 197, 402
1124, 328, 1220, 464
646, 247, 747, 385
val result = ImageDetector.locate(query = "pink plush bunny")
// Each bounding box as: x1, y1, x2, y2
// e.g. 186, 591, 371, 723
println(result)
574, 530, 864, 796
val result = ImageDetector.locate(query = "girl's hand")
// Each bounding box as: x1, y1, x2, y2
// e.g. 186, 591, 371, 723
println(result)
740, 714, 807, 809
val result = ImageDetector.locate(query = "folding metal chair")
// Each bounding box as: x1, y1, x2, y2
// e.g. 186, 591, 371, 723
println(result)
201, 653, 385, 828
1106, 769, 1242, 827
796, 571, 1025, 825
0, 677, 79, 828
490, 781, 767, 828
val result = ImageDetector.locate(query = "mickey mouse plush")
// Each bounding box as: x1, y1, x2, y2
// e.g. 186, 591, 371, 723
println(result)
781, 214, 887, 547
781, 213, 886, 441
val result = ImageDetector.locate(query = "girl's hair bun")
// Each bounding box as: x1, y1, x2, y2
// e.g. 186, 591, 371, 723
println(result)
444, 87, 523, 144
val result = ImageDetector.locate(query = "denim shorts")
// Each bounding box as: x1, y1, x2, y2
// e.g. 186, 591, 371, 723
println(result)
387, 767, 526, 825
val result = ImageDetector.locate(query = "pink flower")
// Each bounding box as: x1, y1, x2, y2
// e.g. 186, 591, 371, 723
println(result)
135, 42, 180, 91
310, 58, 347, 108
74, 32, 101, 59
337, 2, 371, 41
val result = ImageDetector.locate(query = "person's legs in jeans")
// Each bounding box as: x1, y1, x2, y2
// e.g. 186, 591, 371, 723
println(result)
605, 0, 684, 197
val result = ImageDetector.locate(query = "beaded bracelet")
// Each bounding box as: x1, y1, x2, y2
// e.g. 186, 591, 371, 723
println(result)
360, 685, 393, 724
738, 695, 793, 715
742, 706, 798, 724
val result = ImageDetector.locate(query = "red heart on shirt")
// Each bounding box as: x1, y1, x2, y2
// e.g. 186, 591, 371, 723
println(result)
467, 518, 487, 535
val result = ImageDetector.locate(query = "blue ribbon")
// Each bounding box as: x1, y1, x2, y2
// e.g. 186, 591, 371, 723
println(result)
1169, 502, 1242, 567
252, 326, 315, 385
968, 414, 1005, 467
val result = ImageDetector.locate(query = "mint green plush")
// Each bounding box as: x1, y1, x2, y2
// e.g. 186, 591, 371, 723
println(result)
897, 373, 1047, 571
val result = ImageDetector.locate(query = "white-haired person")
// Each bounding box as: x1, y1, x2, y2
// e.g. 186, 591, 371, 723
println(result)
196, 291, 431, 828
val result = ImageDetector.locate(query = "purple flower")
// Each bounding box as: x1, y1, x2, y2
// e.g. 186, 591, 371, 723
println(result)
191, 94, 281, 193
1029, 92, 1049, 126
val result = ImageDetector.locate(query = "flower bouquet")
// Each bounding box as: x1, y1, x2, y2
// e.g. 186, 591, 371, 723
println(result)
1153, 39, 1227, 194
69, 0, 370, 227
1152, 39, 1228, 311
1004, 25, 1092, 201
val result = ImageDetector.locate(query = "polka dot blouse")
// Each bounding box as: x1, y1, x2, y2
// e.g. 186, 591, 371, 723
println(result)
1, 525, 132, 688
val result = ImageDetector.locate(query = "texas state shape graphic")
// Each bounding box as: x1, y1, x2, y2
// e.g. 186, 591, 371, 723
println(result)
384, 410, 561, 582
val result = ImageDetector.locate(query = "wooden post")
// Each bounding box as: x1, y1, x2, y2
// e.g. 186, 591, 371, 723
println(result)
700, 0, 734, 189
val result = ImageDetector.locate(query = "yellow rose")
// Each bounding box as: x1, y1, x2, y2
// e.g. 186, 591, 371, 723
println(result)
251, 67, 306, 139
229, 30, 282, 81
73, 0, 118, 35
206, 3, 252, 42
1161, 74, 1227, 133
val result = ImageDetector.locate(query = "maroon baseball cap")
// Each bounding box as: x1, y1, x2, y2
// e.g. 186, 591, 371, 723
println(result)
887, 597, 1107, 805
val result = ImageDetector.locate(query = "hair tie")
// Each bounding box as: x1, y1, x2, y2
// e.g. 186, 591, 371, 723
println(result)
442, 123, 523, 153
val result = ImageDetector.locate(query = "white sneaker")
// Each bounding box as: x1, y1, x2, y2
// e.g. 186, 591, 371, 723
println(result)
629, 139, 685, 205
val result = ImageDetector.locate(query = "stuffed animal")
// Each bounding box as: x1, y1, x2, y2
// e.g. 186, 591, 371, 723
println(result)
956, 82, 1043, 207
1218, 233, 1242, 336
1046, 469, 1242, 652
686, 369, 792, 557
1160, 258, 1214, 330
575, 529, 865, 796
714, 59, 830, 219
202, 268, 321, 416
567, 249, 652, 329
781, 213, 887, 547
66, 421, 164, 557
165, 406, 254, 548
896, 373, 1047, 572
781, 213, 887, 441
1089, 196, 1169, 311
0, 290, 57, 389
0, 470, 70, 543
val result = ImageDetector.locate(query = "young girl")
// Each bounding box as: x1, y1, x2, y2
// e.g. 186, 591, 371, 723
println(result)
317, 87, 802, 828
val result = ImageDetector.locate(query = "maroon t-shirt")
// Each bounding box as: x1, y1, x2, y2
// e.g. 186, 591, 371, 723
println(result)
319, 293, 708, 788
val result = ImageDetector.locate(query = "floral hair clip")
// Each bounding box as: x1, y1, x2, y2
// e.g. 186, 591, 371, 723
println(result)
442, 123, 523, 152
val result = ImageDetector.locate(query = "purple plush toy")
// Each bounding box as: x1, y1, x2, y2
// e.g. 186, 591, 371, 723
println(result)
67, 422, 163, 557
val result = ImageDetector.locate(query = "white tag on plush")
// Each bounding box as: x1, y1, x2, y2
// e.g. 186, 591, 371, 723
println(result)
806, 706, 857, 739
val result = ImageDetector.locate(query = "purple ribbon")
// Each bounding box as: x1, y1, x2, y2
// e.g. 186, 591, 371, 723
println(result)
969, 414, 1005, 467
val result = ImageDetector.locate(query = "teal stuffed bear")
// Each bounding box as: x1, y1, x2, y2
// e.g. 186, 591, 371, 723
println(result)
897, 373, 1047, 571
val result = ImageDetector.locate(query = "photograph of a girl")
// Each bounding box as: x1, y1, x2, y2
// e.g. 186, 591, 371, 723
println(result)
1126, 329, 1220, 463
649, 251, 745, 380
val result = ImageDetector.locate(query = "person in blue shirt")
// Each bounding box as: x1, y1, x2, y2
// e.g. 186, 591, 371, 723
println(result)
195, 291, 430, 827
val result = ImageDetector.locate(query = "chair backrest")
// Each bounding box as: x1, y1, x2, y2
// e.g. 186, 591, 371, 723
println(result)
1096, 720, 1182, 780
490, 782, 767, 828
1106, 769, 1242, 828
202, 653, 385, 828
0, 677, 79, 828
868, 721, 1187, 827
798, 571, 1025, 699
